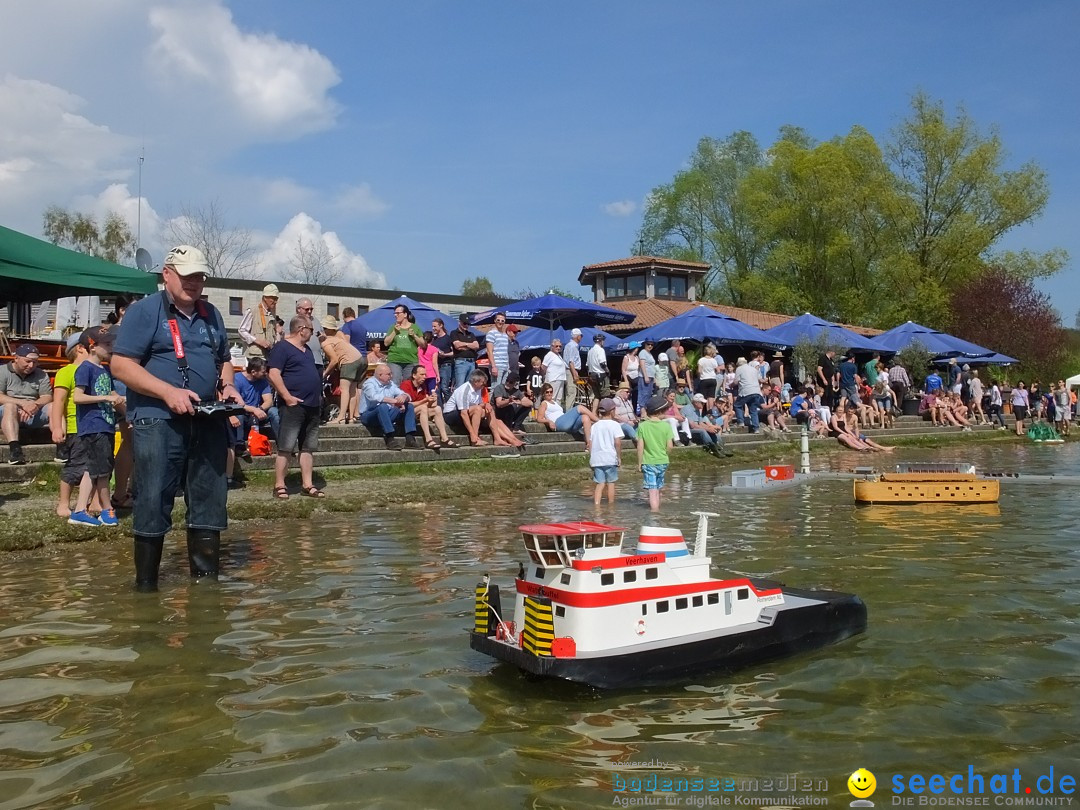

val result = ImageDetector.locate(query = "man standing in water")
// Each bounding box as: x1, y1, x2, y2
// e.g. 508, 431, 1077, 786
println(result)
111, 246, 240, 591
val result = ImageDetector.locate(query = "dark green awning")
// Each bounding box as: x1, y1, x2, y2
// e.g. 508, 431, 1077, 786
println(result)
0, 224, 158, 301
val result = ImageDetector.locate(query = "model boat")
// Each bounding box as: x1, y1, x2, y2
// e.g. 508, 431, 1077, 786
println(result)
853, 462, 999, 504
469, 514, 866, 689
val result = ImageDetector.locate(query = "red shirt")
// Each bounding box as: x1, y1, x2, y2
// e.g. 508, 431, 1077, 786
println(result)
400, 379, 428, 404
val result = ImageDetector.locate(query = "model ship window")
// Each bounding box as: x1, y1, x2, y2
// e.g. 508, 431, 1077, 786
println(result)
641, 604, 647, 616
623, 571, 637, 583
657, 601, 670, 613
675, 598, 688, 610
560, 573, 571, 585
555, 606, 565, 617
737, 588, 749, 600
601, 573, 614, 586
536, 567, 545, 578
645, 568, 658, 580
707, 593, 719, 605
693, 595, 703, 607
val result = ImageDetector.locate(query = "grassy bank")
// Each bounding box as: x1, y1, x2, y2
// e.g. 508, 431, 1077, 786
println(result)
0, 431, 1025, 555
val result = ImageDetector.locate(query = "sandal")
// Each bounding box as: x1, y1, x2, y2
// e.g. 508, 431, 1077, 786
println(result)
425, 440, 441, 450
301, 486, 326, 498
273, 486, 289, 500
440, 438, 459, 448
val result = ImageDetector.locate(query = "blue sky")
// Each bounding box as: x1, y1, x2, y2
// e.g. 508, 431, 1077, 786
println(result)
1, 1, 1077, 324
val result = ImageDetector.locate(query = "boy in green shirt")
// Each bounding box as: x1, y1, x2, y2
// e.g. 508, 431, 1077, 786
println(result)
50, 336, 92, 519
636, 395, 673, 512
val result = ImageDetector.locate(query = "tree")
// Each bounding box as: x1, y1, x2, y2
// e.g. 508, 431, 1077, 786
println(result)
42, 206, 135, 264
947, 265, 1067, 380
887, 92, 1063, 289
163, 200, 258, 279
637, 132, 769, 304
460, 276, 499, 298
283, 235, 340, 286
895, 341, 935, 391
740, 126, 908, 325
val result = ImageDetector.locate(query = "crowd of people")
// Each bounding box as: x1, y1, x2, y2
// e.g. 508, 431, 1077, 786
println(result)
7, 255, 1080, 585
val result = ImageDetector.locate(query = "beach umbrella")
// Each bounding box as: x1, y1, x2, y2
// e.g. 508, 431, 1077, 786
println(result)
762, 312, 891, 353
471, 293, 635, 332
876, 321, 1016, 363
618, 305, 787, 351
513, 325, 620, 352
351, 295, 455, 340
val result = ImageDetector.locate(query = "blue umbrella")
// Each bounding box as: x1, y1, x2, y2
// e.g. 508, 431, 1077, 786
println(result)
513, 325, 620, 352
762, 312, 891, 353
351, 295, 455, 340
471, 293, 635, 331
619, 305, 787, 350
876, 321, 1016, 363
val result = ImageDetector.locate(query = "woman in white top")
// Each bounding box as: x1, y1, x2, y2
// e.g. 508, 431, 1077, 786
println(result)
622, 343, 641, 412
988, 380, 1006, 429
1010, 381, 1030, 436
542, 339, 568, 406
696, 343, 720, 411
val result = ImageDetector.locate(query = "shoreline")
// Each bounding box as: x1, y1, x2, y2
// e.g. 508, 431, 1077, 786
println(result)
0, 431, 1027, 557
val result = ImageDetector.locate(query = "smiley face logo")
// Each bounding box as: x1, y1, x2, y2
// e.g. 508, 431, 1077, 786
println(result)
848, 768, 877, 799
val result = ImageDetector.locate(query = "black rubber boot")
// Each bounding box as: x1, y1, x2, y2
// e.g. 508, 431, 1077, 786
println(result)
187, 529, 221, 580
134, 535, 165, 592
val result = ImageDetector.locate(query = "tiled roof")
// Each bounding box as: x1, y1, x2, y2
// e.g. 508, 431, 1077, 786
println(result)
600, 299, 882, 336
580, 256, 711, 272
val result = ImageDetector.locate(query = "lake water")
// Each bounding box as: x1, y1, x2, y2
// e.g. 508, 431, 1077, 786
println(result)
1, 443, 1078, 809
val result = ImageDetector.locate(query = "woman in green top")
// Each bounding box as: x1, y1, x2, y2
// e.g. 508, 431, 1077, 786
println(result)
384, 304, 426, 384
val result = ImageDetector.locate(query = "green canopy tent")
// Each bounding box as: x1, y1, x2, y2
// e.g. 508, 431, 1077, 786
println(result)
0, 224, 158, 301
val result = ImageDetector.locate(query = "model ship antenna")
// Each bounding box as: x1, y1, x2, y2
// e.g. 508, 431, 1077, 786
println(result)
690, 512, 719, 557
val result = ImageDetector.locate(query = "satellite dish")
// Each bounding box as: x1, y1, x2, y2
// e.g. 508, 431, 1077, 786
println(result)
135, 247, 154, 272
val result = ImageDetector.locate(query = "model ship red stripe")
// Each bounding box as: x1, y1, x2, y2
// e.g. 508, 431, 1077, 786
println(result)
570, 554, 665, 571
515, 578, 782, 608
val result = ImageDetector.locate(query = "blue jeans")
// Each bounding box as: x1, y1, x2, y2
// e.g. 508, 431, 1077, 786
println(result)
735, 393, 764, 432
555, 409, 584, 433
690, 427, 718, 447
454, 359, 476, 388
636, 378, 654, 414
438, 361, 455, 405
388, 362, 413, 385
131, 415, 228, 536
619, 422, 637, 440
360, 402, 417, 436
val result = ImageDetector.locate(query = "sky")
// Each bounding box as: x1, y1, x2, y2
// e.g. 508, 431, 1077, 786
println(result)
1, 1, 1078, 323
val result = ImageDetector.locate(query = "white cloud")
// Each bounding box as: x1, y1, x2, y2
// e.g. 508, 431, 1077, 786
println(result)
332, 183, 390, 217
258, 213, 387, 288
148, 3, 342, 139
602, 199, 638, 217
0, 75, 134, 231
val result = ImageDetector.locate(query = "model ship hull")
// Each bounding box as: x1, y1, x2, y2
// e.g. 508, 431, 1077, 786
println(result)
470, 583, 866, 689
854, 472, 999, 504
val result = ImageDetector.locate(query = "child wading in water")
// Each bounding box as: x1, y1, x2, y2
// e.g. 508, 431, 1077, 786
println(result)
588, 397, 624, 505
637, 395, 673, 512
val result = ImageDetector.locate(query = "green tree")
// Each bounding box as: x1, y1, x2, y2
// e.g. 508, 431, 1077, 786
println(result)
887, 92, 1063, 289
637, 132, 769, 304
741, 126, 907, 324
461, 276, 499, 298
42, 206, 135, 264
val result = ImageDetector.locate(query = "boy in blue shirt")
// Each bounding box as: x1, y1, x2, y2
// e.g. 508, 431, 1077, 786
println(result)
71, 327, 123, 527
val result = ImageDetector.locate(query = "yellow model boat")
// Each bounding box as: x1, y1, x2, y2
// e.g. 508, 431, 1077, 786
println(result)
853, 464, 1000, 505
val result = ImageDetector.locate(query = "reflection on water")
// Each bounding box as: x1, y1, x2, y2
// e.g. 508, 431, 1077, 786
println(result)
1, 444, 1079, 807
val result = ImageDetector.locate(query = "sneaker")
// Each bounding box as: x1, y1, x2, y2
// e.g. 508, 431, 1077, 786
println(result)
54, 443, 69, 463
68, 510, 101, 527
680, 436, 692, 447
493, 449, 520, 458
962, 426, 972, 432
98, 509, 119, 527
7, 443, 25, 465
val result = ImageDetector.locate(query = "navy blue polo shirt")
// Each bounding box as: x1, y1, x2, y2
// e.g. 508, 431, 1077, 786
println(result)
113, 291, 229, 421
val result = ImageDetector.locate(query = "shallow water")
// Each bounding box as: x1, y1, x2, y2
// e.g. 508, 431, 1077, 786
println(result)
1, 443, 1078, 809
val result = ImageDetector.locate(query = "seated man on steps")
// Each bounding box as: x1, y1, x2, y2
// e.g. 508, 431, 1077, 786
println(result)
360, 362, 419, 450
0, 344, 53, 465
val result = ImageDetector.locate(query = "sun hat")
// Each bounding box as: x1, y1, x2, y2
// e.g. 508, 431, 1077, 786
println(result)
163, 245, 210, 277
320, 315, 340, 331
262, 283, 280, 298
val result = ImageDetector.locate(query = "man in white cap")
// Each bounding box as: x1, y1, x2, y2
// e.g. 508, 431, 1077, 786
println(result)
238, 283, 283, 359
561, 327, 584, 410
586, 332, 609, 399
111, 245, 241, 591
